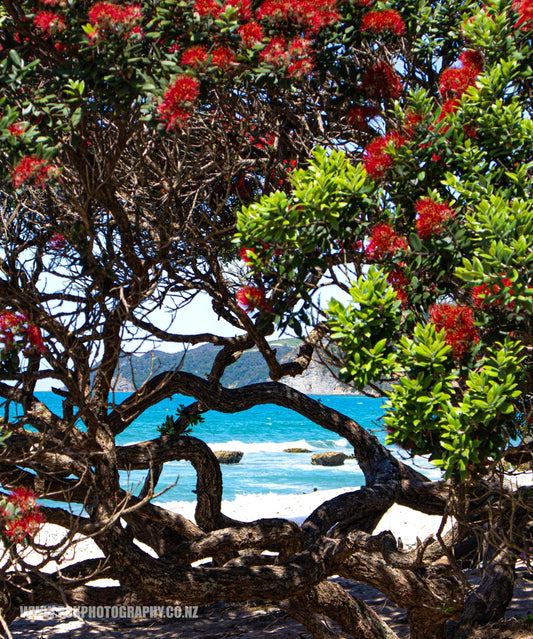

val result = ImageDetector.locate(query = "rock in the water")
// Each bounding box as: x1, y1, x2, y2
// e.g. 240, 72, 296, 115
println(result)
214, 451, 244, 464
311, 452, 347, 466
283, 448, 311, 453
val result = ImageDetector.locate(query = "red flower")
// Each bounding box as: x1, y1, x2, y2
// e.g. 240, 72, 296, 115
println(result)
233, 177, 254, 199
429, 303, 479, 359
403, 110, 423, 136
193, 0, 221, 17
238, 22, 265, 47
157, 76, 200, 130
0, 312, 45, 355
88, 2, 142, 39
239, 247, 257, 263
360, 9, 406, 35
257, 0, 339, 30
439, 51, 482, 100
472, 279, 514, 309
12, 156, 55, 188
211, 46, 236, 69
347, 105, 379, 128
0, 311, 23, 332
256, 0, 291, 22
434, 98, 460, 132
514, 0, 533, 30
439, 68, 476, 100
181, 46, 208, 68
50, 233, 67, 251
361, 61, 402, 100
224, 0, 253, 20
194, 0, 251, 19
3, 510, 43, 543
414, 198, 455, 239
363, 132, 406, 179
8, 487, 37, 509
459, 50, 483, 73
366, 223, 408, 261
287, 37, 314, 76
292, 0, 340, 33
33, 11, 66, 36
288, 58, 314, 77
387, 267, 409, 305
259, 36, 288, 65
236, 286, 269, 313
7, 123, 26, 137
88, 2, 141, 26
25, 325, 46, 354
260, 36, 313, 75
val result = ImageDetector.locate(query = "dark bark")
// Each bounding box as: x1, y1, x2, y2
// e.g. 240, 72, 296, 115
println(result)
160, 518, 304, 566
116, 435, 236, 530
289, 580, 400, 639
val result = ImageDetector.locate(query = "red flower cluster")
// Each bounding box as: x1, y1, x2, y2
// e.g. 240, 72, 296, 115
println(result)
286, 37, 314, 77
293, 0, 340, 33
256, 0, 340, 34
194, 0, 251, 19
211, 46, 236, 69
50, 233, 67, 251
184, 45, 236, 69
0, 311, 46, 354
0, 488, 44, 544
236, 285, 269, 313
472, 278, 514, 309
363, 132, 406, 179
33, 10, 66, 36
429, 303, 479, 359
181, 45, 208, 68
224, 0, 253, 19
88, 2, 142, 39
514, 0, 533, 30
361, 61, 402, 100
438, 50, 483, 101
239, 247, 257, 263
414, 197, 455, 239
157, 75, 200, 129
366, 223, 408, 261
238, 22, 265, 47
260, 36, 314, 76
6, 122, 26, 137
387, 267, 409, 305
233, 176, 254, 198
360, 9, 406, 35
255, 0, 288, 21
193, 0, 220, 17
347, 105, 379, 128
259, 36, 286, 63
12, 156, 55, 188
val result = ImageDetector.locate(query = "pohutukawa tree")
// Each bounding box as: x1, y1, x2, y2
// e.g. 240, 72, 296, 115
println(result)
0, 0, 532, 637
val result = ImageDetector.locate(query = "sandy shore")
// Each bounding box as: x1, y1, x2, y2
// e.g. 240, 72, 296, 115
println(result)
7, 486, 533, 638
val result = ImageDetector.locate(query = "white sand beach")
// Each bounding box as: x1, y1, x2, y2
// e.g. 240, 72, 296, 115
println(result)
7, 485, 533, 638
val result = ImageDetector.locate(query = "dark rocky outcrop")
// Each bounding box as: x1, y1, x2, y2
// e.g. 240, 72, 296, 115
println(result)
214, 451, 244, 464
311, 452, 348, 466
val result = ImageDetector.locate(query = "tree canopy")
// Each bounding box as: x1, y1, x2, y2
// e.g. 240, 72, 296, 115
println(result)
0, 0, 532, 637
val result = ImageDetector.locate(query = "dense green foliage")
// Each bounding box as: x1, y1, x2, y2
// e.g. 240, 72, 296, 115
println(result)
236, 0, 533, 479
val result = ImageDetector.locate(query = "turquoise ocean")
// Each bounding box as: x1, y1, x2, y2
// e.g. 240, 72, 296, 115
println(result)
32, 392, 440, 507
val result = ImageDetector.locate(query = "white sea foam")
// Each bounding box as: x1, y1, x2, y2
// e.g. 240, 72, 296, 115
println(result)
206, 438, 351, 453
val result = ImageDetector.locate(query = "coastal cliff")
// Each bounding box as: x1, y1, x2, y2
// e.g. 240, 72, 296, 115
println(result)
114, 339, 360, 394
